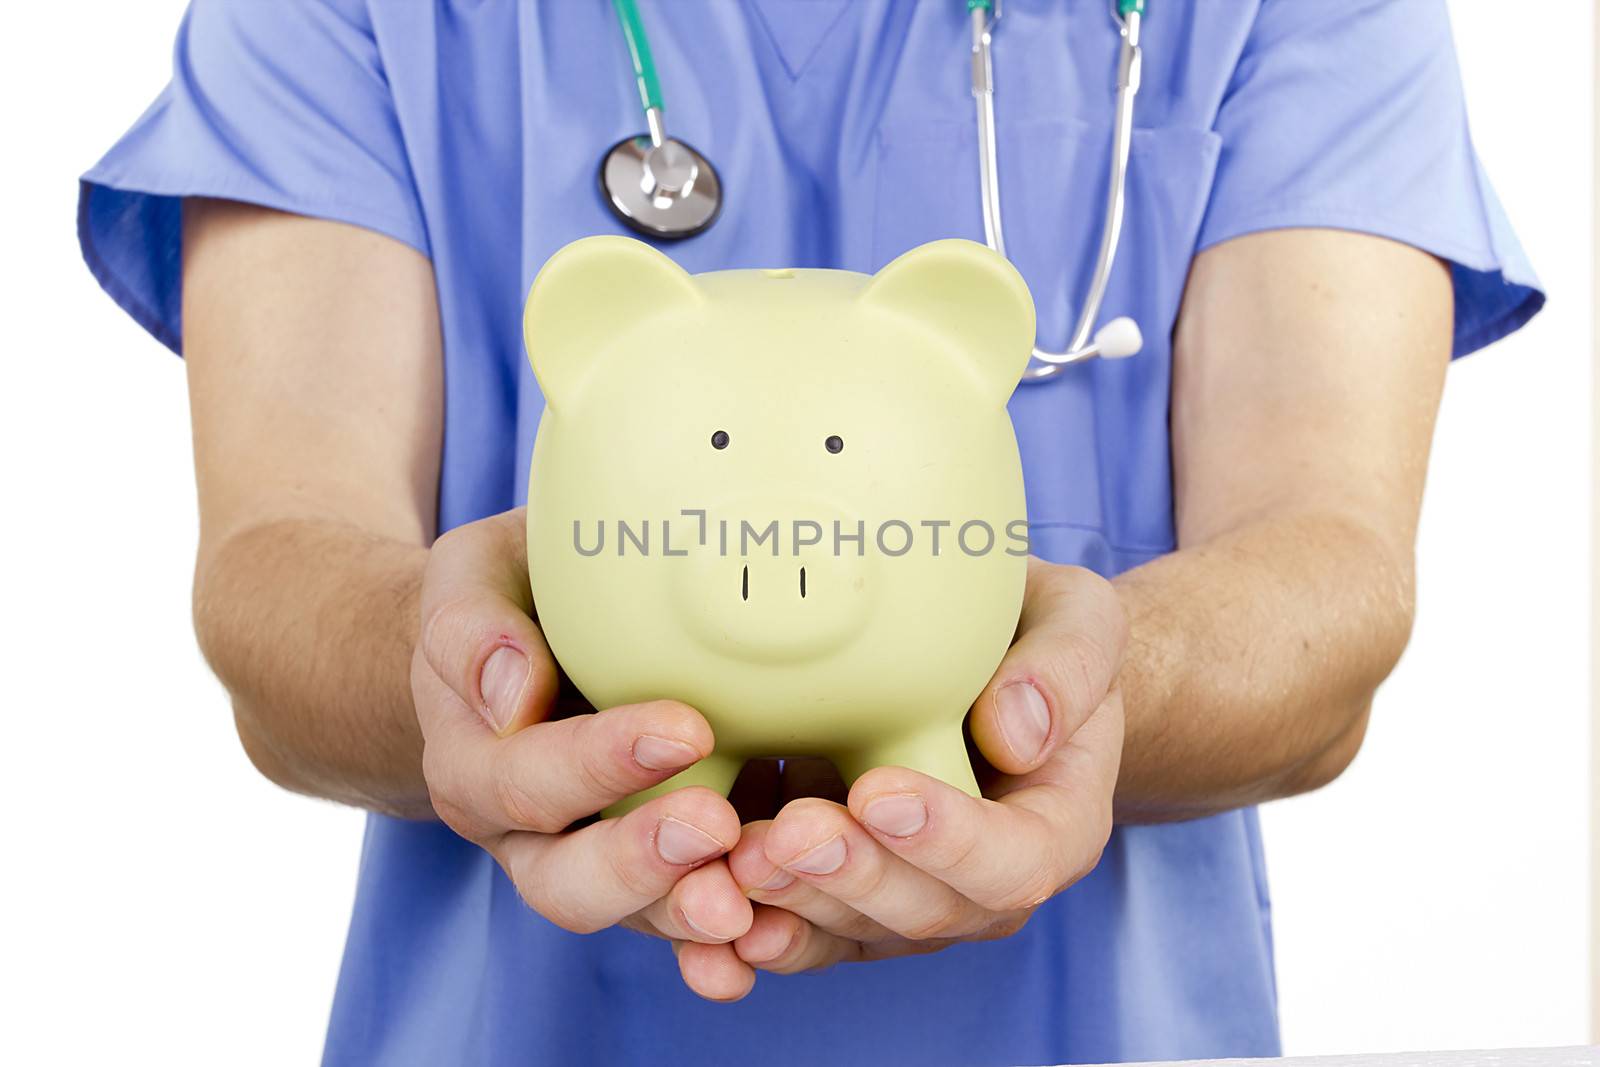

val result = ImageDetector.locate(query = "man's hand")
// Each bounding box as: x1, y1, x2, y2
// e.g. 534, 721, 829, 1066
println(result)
413, 509, 757, 997
717, 561, 1125, 975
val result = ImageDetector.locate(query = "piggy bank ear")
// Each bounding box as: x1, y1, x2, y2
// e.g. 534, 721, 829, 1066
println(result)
860, 239, 1036, 405
524, 235, 701, 408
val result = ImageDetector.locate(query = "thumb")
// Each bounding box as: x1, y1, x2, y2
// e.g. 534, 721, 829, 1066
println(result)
968, 559, 1127, 775
417, 508, 560, 736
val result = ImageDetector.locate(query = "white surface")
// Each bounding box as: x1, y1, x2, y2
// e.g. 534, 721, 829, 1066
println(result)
1112, 1050, 1598, 1067
1, 4, 363, 1064
0, 2, 1589, 1065
1261, 1, 1594, 1055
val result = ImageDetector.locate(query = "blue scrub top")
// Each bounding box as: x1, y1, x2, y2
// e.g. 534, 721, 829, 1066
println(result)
80, 3, 1542, 1064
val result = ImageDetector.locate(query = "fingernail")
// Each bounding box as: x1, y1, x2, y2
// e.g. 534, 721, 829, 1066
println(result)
479, 646, 528, 733
862, 794, 928, 838
655, 817, 725, 866
785, 836, 846, 876
680, 908, 731, 943
995, 681, 1051, 763
758, 870, 795, 892
633, 735, 701, 772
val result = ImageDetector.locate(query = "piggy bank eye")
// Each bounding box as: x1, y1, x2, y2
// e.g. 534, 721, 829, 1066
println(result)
824, 435, 844, 454
711, 430, 730, 450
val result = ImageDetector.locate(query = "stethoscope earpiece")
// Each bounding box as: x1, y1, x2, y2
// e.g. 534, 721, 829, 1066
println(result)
1091, 317, 1144, 360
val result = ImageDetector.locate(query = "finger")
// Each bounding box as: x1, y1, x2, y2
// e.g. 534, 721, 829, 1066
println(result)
725, 820, 790, 894
849, 695, 1123, 914
417, 508, 557, 736
762, 799, 990, 941
499, 786, 740, 934
735, 907, 963, 974
968, 559, 1127, 774
674, 941, 756, 1002
986, 688, 1126, 804
732, 905, 863, 974
421, 682, 715, 836
728, 821, 895, 942
632, 859, 753, 944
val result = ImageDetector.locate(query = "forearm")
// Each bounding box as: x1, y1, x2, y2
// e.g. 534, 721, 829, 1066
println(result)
194, 516, 432, 819
1111, 507, 1414, 823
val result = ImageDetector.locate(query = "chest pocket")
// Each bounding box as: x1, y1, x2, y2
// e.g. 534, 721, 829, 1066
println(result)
871, 117, 1220, 575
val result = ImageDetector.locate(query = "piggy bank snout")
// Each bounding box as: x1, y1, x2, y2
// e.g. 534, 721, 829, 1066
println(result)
671, 498, 876, 664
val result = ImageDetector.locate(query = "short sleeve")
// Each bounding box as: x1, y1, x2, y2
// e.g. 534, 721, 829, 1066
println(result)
78, 0, 428, 355
1197, 0, 1543, 357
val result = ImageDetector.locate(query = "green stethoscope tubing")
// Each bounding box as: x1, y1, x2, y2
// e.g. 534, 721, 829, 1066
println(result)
598, 0, 723, 239
611, 0, 663, 116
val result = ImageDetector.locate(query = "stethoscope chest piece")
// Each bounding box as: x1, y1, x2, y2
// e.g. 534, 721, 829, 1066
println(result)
599, 134, 722, 241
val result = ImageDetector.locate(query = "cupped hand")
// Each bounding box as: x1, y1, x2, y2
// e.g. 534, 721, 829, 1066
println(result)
722, 559, 1127, 974
412, 509, 757, 1000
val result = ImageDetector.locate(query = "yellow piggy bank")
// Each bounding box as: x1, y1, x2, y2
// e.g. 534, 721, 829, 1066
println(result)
524, 236, 1034, 815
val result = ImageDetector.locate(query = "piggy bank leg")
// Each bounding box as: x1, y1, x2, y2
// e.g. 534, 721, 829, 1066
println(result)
837, 729, 981, 800
602, 752, 745, 820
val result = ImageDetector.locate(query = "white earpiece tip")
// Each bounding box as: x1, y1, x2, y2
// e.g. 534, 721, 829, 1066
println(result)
1094, 317, 1143, 360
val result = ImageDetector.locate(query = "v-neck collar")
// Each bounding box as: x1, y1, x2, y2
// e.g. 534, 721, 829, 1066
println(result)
748, 0, 853, 81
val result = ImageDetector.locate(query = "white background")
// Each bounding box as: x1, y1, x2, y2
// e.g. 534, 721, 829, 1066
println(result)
0, 2, 1590, 1063
1260, 1, 1594, 1054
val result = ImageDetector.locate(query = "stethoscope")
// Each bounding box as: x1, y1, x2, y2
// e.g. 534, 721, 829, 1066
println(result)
598, 0, 1146, 381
